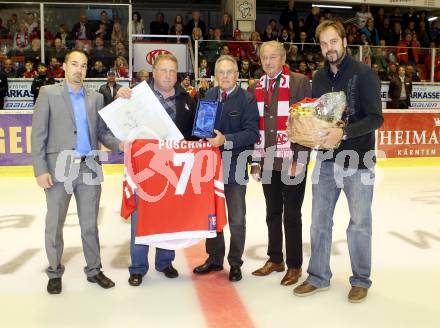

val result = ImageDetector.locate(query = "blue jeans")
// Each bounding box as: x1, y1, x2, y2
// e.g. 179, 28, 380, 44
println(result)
129, 195, 175, 275
306, 161, 374, 289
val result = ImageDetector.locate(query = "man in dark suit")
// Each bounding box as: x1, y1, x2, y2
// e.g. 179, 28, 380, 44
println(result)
185, 11, 206, 36
31, 50, 124, 294
388, 65, 412, 109
98, 70, 122, 106
117, 54, 196, 286
71, 13, 94, 40
192, 55, 260, 282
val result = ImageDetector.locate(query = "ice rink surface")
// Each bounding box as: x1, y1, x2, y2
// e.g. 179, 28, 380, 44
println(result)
0, 163, 439, 328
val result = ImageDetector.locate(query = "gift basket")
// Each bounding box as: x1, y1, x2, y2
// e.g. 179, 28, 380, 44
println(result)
286, 91, 347, 149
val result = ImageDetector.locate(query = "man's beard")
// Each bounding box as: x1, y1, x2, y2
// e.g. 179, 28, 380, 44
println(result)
326, 49, 345, 65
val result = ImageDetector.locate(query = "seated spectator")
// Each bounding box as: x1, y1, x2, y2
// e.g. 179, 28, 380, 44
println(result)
405, 65, 420, 82
191, 27, 204, 57
99, 70, 122, 106
248, 32, 261, 68
170, 15, 184, 35
7, 13, 19, 36
72, 13, 94, 40
30, 22, 54, 47
25, 38, 42, 66
278, 28, 292, 44
286, 44, 302, 71
298, 31, 312, 54
31, 62, 55, 103
24, 12, 38, 35
180, 74, 197, 99
130, 11, 145, 36
88, 60, 107, 78
113, 56, 129, 78
111, 22, 126, 47
391, 22, 403, 46
150, 12, 169, 41
417, 21, 430, 49
198, 57, 209, 78
371, 41, 390, 74
206, 27, 215, 40
387, 62, 398, 81
2, 58, 18, 78
197, 78, 210, 100
239, 58, 252, 79
269, 18, 279, 38
169, 23, 185, 44
90, 36, 112, 67
247, 77, 257, 92
22, 60, 37, 78
47, 37, 67, 63
47, 57, 64, 78
261, 24, 276, 42
0, 18, 9, 39
397, 33, 419, 65
114, 41, 128, 61
356, 4, 373, 30
95, 10, 113, 42
13, 23, 30, 52
55, 24, 73, 49
304, 6, 320, 40
204, 28, 224, 73
133, 69, 150, 86
220, 13, 233, 40
185, 11, 206, 36
359, 18, 379, 46
297, 61, 312, 80
279, 0, 299, 31
219, 44, 230, 56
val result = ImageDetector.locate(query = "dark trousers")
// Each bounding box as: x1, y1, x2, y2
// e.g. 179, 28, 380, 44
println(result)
262, 170, 307, 268
206, 184, 247, 267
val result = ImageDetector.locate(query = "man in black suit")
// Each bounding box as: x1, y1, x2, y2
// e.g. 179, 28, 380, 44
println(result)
71, 13, 94, 40
117, 54, 196, 286
388, 65, 412, 109
185, 11, 206, 37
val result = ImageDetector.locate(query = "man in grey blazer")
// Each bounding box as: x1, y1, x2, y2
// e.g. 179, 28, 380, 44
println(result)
31, 50, 124, 294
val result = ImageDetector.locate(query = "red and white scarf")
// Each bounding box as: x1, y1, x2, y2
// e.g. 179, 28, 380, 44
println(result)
253, 65, 292, 159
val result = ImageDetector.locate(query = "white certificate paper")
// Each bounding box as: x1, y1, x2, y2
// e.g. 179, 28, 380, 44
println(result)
98, 81, 183, 141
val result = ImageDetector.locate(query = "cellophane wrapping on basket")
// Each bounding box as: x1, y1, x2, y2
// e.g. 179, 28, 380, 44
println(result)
286, 91, 347, 149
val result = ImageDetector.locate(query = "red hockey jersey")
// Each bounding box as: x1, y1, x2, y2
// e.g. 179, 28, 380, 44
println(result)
121, 139, 227, 249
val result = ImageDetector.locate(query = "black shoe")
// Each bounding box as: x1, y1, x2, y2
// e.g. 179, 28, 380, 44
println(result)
128, 274, 143, 286
47, 278, 62, 294
193, 262, 223, 275
229, 266, 242, 282
87, 271, 115, 289
160, 265, 179, 278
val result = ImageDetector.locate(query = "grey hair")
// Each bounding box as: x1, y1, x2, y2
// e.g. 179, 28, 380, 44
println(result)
214, 55, 239, 73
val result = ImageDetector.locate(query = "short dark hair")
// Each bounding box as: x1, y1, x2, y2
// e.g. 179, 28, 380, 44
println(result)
64, 49, 88, 63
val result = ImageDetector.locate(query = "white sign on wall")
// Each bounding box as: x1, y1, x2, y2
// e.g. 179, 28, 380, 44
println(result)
234, 0, 256, 21
133, 43, 189, 73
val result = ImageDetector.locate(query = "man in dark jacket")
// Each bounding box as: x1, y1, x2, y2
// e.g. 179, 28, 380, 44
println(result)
293, 20, 383, 303
388, 65, 412, 109
192, 55, 260, 282
31, 63, 55, 104
98, 70, 122, 106
117, 54, 196, 286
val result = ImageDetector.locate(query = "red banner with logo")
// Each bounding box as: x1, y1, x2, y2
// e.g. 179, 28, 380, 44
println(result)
377, 110, 440, 158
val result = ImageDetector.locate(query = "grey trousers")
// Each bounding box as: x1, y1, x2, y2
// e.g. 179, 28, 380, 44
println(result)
44, 162, 102, 278
205, 184, 247, 267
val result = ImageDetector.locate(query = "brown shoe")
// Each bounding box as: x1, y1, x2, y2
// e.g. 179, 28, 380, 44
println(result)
348, 286, 368, 303
293, 281, 329, 297
280, 268, 302, 286
252, 261, 285, 276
